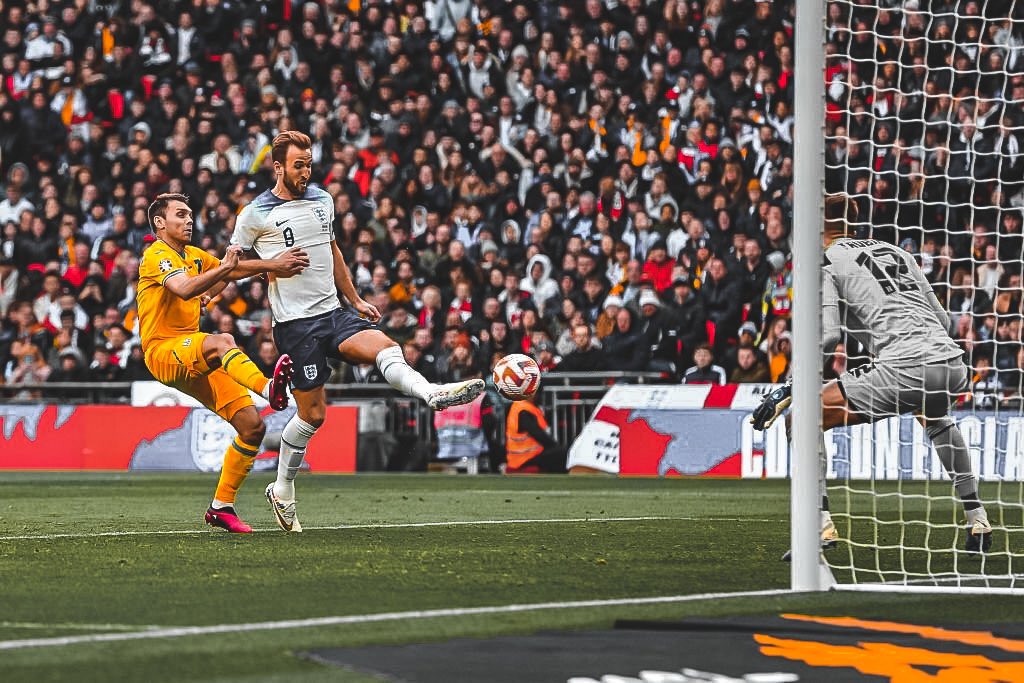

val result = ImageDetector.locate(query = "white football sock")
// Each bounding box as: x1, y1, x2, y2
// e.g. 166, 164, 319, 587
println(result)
274, 415, 318, 500
376, 345, 433, 402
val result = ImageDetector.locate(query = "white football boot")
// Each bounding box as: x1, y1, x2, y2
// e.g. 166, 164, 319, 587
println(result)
426, 379, 485, 411
265, 482, 302, 533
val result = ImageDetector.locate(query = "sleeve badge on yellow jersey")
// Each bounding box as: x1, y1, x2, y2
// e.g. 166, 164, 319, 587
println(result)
158, 258, 174, 273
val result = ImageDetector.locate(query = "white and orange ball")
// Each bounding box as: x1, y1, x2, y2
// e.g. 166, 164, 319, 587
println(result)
491, 353, 541, 400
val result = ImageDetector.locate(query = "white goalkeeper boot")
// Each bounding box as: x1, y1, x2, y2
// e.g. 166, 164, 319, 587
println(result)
965, 508, 992, 554
821, 513, 839, 549
782, 513, 838, 561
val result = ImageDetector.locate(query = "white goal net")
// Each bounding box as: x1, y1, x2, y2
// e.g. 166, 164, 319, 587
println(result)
814, 0, 1024, 591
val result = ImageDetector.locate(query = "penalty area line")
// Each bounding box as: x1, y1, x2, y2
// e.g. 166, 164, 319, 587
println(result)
0, 589, 795, 651
0, 516, 778, 542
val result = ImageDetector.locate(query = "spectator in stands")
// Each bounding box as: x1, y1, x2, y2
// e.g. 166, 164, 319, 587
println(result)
0, 257, 18, 317
702, 258, 742, 352
1004, 347, 1024, 409
602, 306, 650, 371
594, 294, 623, 340
637, 288, 677, 373
722, 321, 763, 376
252, 340, 279, 378
532, 340, 559, 373
556, 324, 606, 373
768, 331, 793, 383
87, 347, 122, 382
641, 241, 675, 294
521, 254, 559, 318
0, 185, 33, 227
5, 340, 50, 385
682, 343, 727, 385
49, 347, 87, 383
0, 0, 1012, 401
505, 389, 564, 474
730, 346, 771, 384
969, 355, 1003, 410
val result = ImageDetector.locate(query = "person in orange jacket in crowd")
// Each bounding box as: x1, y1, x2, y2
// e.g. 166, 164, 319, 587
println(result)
504, 390, 564, 474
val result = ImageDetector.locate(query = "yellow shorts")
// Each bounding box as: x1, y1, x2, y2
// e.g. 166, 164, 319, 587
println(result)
145, 333, 253, 422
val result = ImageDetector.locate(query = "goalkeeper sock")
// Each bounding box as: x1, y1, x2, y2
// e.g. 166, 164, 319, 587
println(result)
926, 417, 982, 508
274, 415, 319, 501
212, 437, 260, 508
376, 345, 433, 402
221, 348, 271, 399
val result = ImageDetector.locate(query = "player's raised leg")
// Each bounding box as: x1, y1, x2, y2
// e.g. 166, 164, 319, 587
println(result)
201, 333, 292, 410
338, 329, 484, 410
204, 404, 266, 533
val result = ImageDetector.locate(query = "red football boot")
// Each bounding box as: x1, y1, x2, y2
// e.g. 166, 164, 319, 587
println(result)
269, 354, 293, 411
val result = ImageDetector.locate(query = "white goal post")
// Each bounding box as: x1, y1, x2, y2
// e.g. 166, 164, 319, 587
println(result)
791, 0, 1024, 593
791, 0, 828, 592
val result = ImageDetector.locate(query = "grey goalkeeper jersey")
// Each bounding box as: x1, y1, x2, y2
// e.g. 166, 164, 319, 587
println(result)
823, 238, 963, 367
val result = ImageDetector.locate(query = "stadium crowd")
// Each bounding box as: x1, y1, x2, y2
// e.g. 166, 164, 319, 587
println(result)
0, 0, 1022, 406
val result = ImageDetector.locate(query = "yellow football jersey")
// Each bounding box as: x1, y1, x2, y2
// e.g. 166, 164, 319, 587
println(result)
136, 241, 221, 352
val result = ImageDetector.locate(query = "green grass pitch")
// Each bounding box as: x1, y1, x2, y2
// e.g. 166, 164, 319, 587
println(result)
0, 474, 1021, 682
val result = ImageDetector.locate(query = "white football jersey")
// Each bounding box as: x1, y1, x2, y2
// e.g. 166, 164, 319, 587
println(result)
232, 186, 339, 323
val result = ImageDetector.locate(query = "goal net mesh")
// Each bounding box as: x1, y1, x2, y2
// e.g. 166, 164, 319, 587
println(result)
823, 0, 1024, 590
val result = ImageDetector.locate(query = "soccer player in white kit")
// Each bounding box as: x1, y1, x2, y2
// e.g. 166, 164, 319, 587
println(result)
752, 195, 992, 555
232, 131, 484, 532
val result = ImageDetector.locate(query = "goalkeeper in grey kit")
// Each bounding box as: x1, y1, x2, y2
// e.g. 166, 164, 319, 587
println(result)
751, 195, 992, 554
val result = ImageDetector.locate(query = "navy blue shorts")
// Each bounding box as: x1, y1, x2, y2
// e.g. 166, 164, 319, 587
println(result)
273, 308, 376, 390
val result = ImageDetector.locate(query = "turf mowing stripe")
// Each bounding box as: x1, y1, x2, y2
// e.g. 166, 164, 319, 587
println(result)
0, 589, 794, 651
0, 515, 778, 542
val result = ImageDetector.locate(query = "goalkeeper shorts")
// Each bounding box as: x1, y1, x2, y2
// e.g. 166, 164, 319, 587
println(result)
839, 356, 968, 421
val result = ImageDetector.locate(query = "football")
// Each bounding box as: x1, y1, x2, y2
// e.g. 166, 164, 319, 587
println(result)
491, 353, 542, 400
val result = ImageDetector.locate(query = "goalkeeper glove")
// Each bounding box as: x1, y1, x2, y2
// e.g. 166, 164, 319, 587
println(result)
750, 379, 792, 431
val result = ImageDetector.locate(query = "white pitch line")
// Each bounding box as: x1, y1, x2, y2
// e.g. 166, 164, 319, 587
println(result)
0, 622, 162, 632
0, 515, 780, 542
0, 589, 795, 651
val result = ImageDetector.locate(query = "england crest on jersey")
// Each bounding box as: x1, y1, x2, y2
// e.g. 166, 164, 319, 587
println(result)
304, 364, 318, 380
313, 206, 330, 232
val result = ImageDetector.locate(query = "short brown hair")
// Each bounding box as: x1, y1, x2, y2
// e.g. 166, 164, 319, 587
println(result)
824, 193, 858, 227
147, 193, 190, 232
271, 130, 312, 165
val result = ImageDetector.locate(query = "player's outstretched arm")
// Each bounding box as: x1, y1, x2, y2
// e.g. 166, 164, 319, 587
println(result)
331, 241, 381, 321
228, 247, 310, 279
163, 247, 241, 301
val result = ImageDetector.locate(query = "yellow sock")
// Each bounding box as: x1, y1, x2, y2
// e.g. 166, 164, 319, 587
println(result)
221, 348, 270, 397
213, 437, 259, 506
